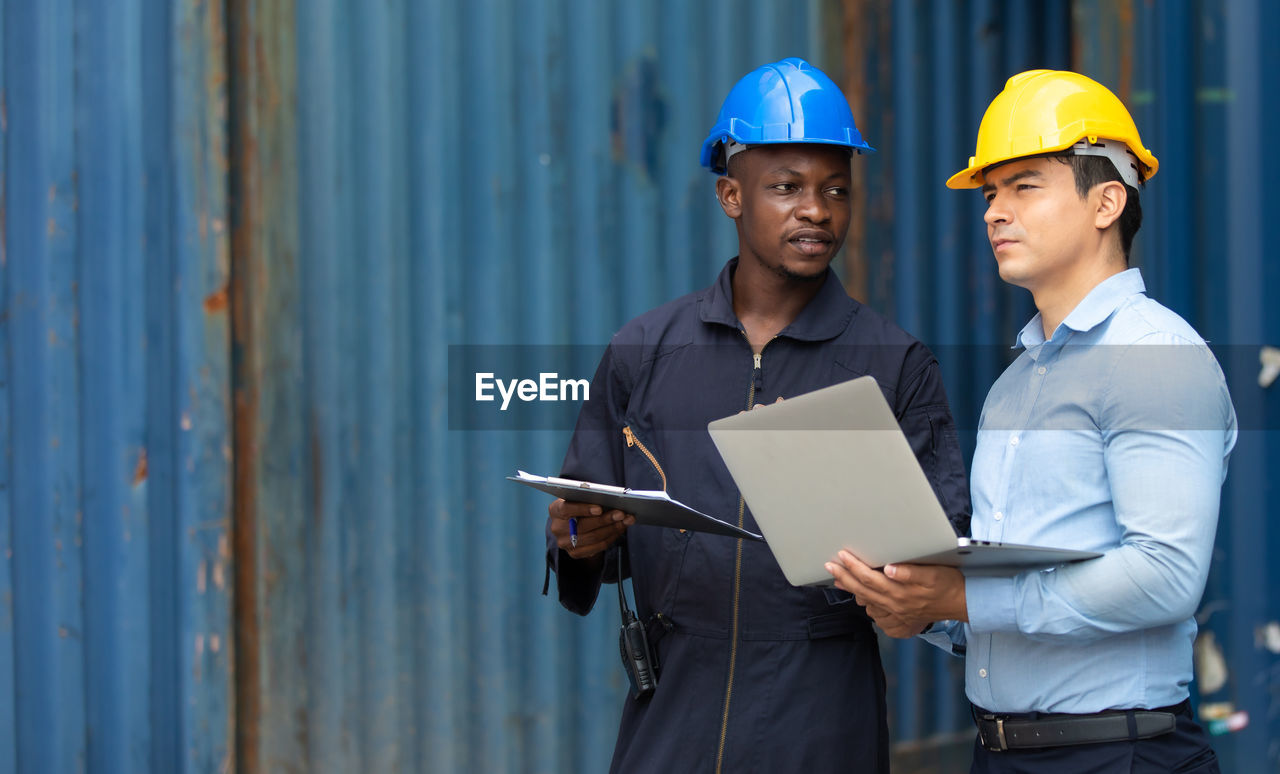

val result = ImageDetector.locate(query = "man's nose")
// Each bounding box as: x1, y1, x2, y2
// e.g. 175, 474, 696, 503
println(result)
983, 197, 1010, 226
796, 190, 831, 223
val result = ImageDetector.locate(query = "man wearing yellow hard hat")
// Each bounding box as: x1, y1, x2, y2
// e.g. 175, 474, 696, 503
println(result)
827, 70, 1236, 772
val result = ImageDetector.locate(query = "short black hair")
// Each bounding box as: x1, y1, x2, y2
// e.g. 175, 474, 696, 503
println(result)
1053, 154, 1143, 261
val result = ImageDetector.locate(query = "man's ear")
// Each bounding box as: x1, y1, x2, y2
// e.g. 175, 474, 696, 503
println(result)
1093, 180, 1127, 230
716, 175, 743, 219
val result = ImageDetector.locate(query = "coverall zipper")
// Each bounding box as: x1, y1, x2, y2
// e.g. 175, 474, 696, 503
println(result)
623, 426, 667, 490
716, 333, 771, 773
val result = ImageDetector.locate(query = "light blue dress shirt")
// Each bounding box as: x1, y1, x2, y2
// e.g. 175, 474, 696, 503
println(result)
928, 269, 1237, 714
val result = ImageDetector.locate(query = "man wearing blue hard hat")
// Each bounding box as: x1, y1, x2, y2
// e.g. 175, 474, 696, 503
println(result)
544, 58, 969, 772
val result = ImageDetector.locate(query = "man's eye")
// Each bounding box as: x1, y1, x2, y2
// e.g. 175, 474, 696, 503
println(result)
772, 183, 798, 192
826, 187, 848, 197
1017, 184, 1037, 191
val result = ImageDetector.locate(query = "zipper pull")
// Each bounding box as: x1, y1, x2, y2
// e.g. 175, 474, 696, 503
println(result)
753, 352, 761, 370
623, 426, 636, 447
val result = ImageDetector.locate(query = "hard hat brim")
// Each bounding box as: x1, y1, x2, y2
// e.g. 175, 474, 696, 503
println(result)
946, 139, 1159, 190
947, 70, 1159, 190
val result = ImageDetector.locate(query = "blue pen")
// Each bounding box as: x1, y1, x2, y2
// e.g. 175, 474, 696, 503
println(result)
569, 518, 578, 548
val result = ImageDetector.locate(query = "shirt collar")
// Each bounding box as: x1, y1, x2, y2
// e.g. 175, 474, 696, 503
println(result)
699, 257, 857, 341
1014, 268, 1147, 349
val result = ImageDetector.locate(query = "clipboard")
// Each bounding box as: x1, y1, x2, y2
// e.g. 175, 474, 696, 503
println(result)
509, 470, 764, 541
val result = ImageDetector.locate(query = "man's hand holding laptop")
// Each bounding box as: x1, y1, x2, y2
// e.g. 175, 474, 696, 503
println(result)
826, 551, 969, 638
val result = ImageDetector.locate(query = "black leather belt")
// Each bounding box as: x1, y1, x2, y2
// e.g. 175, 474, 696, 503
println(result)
973, 701, 1183, 752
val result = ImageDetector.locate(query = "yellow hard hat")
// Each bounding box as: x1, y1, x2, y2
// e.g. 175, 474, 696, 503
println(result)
947, 69, 1158, 190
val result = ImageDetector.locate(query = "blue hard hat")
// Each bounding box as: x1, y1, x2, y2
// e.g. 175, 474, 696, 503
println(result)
699, 57, 874, 175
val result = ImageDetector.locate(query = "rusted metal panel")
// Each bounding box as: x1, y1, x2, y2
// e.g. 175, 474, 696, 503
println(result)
1, 0, 234, 771
1073, 2, 1280, 769
847, 0, 1071, 753
856, 1, 1280, 769
232, 2, 835, 772
5, 1, 87, 771
10, 1, 1274, 773
227, 0, 304, 773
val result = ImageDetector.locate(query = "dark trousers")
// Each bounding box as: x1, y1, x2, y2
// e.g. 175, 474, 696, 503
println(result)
970, 701, 1220, 773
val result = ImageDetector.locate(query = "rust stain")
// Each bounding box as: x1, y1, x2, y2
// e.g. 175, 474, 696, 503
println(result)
132, 448, 149, 486
198, 559, 208, 594
48, 184, 56, 202
213, 560, 225, 590
47, 218, 56, 237
181, 412, 192, 431
841, 0, 870, 303
210, 633, 221, 654
204, 285, 229, 314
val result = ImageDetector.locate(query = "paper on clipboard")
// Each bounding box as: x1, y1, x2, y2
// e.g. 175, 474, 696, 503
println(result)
509, 470, 764, 541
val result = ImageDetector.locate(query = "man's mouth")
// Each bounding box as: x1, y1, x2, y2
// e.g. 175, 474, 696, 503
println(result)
788, 230, 833, 255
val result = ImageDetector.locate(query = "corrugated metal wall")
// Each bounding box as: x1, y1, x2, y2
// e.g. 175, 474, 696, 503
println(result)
232, 2, 848, 772
1, 1, 234, 773
1129, 1, 1280, 769
4, 1, 1278, 772
853, 2, 1280, 770
854, 1, 1280, 770
845, 3, 1075, 761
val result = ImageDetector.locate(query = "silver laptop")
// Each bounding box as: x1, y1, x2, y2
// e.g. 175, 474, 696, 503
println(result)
706, 376, 1101, 587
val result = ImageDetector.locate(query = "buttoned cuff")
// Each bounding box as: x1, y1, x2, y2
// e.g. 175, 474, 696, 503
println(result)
964, 575, 1018, 632
919, 621, 965, 656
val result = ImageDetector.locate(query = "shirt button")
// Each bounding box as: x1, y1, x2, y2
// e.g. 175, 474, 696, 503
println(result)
1010, 436, 1019, 446
994, 511, 1004, 521
1037, 366, 1047, 375
979, 668, 988, 678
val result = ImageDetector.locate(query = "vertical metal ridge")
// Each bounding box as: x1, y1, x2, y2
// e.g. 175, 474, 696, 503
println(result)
412, 0, 464, 766
0, 0, 17, 768
228, 0, 301, 771
170, 0, 235, 770
7, 1, 87, 771
225, 0, 261, 768
75, 0, 154, 771
1222, 0, 1268, 768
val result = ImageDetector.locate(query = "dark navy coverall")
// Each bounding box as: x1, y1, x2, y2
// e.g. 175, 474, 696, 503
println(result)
548, 258, 971, 773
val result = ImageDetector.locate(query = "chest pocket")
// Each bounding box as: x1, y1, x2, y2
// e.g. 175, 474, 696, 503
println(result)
622, 425, 667, 490
620, 424, 692, 619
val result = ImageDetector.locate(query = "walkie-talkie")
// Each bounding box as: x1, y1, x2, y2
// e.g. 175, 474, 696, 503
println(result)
617, 547, 658, 700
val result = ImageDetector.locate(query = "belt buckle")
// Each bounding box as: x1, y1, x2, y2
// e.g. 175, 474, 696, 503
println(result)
979, 715, 1009, 752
